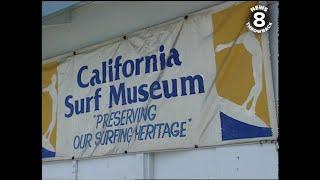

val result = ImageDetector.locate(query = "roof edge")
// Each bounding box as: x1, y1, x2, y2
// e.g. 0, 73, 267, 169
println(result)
42, 1, 92, 22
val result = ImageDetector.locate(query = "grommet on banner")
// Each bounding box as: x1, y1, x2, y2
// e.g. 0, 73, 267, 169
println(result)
184, 15, 188, 20
72, 156, 74, 160
124, 150, 128, 154
195, 145, 198, 148
73, 51, 76, 55
123, 36, 127, 40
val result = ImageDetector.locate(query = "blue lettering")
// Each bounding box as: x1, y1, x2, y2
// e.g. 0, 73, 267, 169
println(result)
95, 131, 102, 146
109, 83, 126, 108
150, 81, 162, 99
77, 65, 89, 88
96, 114, 103, 129
147, 105, 156, 120
181, 75, 205, 96
138, 84, 149, 102
162, 79, 178, 98
64, 95, 74, 118
171, 122, 180, 137
123, 60, 135, 77
90, 69, 101, 86
180, 121, 187, 137
162, 123, 171, 138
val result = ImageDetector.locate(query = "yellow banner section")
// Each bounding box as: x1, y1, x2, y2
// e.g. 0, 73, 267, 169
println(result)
212, 1, 270, 126
42, 61, 58, 152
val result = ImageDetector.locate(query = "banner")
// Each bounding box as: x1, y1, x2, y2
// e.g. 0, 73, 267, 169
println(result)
42, 1, 278, 160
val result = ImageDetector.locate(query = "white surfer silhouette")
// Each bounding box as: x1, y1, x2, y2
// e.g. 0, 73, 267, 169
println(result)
42, 74, 57, 152
214, 31, 267, 127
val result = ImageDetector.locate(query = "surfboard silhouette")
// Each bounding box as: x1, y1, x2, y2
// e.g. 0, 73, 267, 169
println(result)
215, 31, 272, 140
42, 74, 58, 155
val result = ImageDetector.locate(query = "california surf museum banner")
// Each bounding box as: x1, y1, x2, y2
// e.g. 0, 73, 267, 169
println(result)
42, 1, 278, 160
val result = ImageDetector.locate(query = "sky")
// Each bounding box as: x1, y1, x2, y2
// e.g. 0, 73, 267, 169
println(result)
42, 1, 79, 16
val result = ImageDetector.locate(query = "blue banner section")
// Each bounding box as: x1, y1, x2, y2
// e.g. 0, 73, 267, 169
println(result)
220, 112, 272, 141
42, 148, 56, 158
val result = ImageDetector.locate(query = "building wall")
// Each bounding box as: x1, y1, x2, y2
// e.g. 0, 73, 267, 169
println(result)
42, 1, 279, 179
43, 143, 278, 179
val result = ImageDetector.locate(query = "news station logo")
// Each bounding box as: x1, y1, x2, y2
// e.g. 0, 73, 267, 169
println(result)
246, 5, 272, 33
